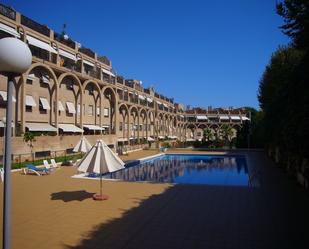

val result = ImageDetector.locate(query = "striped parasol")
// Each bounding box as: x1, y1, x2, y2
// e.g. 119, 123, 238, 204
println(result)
77, 140, 125, 200
73, 136, 92, 153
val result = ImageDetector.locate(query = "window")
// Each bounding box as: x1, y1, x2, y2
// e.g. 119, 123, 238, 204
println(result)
88, 105, 93, 116
83, 104, 85, 115
26, 79, 32, 84
119, 122, 123, 131
97, 107, 100, 116
26, 106, 32, 112
104, 108, 109, 117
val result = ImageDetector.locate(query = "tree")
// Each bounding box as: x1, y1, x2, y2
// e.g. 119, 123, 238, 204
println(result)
219, 124, 233, 147
203, 128, 214, 142
23, 131, 36, 162
277, 0, 309, 50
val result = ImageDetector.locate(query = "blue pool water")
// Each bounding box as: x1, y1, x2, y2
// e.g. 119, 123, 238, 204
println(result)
105, 154, 251, 186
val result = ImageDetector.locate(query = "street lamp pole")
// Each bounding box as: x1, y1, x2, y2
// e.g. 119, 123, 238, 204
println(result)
2, 73, 13, 249
0, 37, 32, 249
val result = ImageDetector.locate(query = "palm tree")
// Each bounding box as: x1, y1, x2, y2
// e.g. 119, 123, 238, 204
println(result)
203, 128, 214, 142
23, 131, 36, 162
219, 124, 234, 147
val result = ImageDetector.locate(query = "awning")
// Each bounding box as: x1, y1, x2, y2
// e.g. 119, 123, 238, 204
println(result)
196, 115, 208, 120
83, 124, 104, 131
168, 135, 178, 139
27, 73, 36, 80
66, 102, 76, 114
39, 97, 50, 110
179, 115, 184, 118
102, 125, 109, 128
138, 95, 145, 100
102, 68, 115, 77
219, 115, 229, 120
241, 116, 250, 121
146, 97, 153, 103
83, 60, 94, 67
0, 120, 14, 127
156, 101, 162, 105
58, 123, 83, 133
0, 23, 20, 37
186, 138, 195, 141
158, 135, 165, 139
0, 91, 16, 102
25, 95, 36, 107
230, 115, 241, 120
117, 138, 128, 142
41, 75, 50, 84
58, 101, 65, 111
27, 35, 57, 54
163, 103, 168, 108
59, 49, 77, 61
26, 122, 57, 132
147, 137, 155, 142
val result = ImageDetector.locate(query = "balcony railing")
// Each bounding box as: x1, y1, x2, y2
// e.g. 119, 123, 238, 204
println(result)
0, 3, 16, 20
117, 76, 124, 84
97, 56, 111, 66
79, 46, 95, 58
54, 32, 76, 49
21, 15, 50, 37
125, 81, 134, 88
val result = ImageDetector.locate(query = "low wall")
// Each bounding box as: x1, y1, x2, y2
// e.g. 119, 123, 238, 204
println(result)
0, 134, 117, 156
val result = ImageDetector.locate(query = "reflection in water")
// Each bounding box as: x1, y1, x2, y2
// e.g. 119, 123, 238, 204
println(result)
105, 155, 250, 186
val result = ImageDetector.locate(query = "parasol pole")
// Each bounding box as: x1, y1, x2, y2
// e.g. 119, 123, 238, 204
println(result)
100, 174, 103, 196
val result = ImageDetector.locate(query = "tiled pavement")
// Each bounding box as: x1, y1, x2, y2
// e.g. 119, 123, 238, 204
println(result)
1, 150, 309, 249
67, 152, 309, 249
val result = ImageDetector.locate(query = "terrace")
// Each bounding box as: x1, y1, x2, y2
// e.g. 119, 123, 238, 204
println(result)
0, 150, 308, 249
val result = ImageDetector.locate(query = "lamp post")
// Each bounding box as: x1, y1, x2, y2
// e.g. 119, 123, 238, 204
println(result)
0, 37, 32, 249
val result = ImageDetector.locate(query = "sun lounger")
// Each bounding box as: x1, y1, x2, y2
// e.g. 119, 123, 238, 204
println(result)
43, 159, 54, 171
50, 159, 60, 168
24, 164, 50, 176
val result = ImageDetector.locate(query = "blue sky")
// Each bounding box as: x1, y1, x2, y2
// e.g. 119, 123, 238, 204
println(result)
4, 0, 289, 109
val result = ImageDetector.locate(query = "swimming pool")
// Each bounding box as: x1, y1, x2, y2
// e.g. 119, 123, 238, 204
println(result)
105, 154, 252, 186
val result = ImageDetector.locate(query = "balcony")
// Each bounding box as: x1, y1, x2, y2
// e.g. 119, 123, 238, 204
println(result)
54, 32, 76, 49
90, 70, 100, 79
0, 3, 16, 20
125, 81, 134, 88
97, 56, 111, 66
79, 46, 95, 58
117, 76, 124, 84
21, 15, 50, 37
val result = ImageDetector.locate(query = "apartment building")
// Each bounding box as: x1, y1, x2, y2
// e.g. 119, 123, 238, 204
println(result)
0, 3, 250, 157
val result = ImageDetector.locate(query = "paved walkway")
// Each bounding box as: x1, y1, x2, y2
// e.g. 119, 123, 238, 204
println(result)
1, 150, 309, 249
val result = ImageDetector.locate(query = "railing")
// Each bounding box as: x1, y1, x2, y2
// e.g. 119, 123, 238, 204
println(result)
97, 56, 111, 66
144, 88, 150, 94
79, 46, 95, 58
117, 76, 124, 84
125, 81, 134, 88
21, 15, 50, 37
54, 32, 76, 49
0, 3, 16, 20
89, 70, 100, 79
